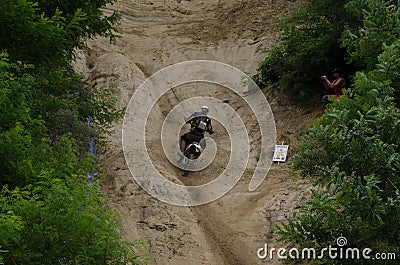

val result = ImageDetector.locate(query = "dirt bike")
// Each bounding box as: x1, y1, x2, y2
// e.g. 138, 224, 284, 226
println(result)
181, 141, 203, 176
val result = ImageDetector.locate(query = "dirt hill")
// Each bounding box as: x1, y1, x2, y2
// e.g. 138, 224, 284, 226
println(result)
73, 0, 321, 264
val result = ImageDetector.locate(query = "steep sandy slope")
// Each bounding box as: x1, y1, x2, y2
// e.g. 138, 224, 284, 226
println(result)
74, 0, 321, 264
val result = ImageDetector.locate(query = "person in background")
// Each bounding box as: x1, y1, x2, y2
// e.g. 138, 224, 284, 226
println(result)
321, 68, 346, 103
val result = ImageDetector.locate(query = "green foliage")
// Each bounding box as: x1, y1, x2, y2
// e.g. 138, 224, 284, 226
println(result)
36, 0, 120, 43
0, 0, 123, 152
277, 39, 400, 264
0, 0, 145, 263
257, 3, 400, 260
0, 0, 65, 67
0, 53, 144, 262
0, 56, 45, 186
30, 69, 123, 152
0, 0, 120, 68
254, 0, 400, 94
254, 0, 356, 89
0, 56, 94, 187
342, 0, 400, 70
0, 182, 146, 265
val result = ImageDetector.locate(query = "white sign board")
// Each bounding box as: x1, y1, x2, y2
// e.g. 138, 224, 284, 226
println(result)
273, 145, 289, 162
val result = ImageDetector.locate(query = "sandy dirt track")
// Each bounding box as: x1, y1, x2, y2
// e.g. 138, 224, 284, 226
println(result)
73, 0, 321, 264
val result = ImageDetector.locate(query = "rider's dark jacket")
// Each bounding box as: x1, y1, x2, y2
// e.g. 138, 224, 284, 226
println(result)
185, 112, 214, 136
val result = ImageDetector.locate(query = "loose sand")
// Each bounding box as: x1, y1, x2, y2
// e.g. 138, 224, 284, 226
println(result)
73, 1, 321, 264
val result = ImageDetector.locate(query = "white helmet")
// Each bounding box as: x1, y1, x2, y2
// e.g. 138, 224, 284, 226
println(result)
200, 105, 209, 115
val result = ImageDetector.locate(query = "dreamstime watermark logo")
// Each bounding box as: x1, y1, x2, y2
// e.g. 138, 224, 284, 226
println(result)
122, 60, 276, 206
257, 236, 397, 261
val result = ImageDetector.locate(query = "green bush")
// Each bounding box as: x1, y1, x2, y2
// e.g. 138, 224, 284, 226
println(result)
0, 0, 146, 263
254, 0, 357, 90
342, 0, 400, 71
0, 0, 119, 68
276, 38, 400, 265
0, 0, 123, 152
0, 182, 146, 265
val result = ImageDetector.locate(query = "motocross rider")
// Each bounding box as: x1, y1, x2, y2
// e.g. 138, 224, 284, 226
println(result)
180, 105, 214, 154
